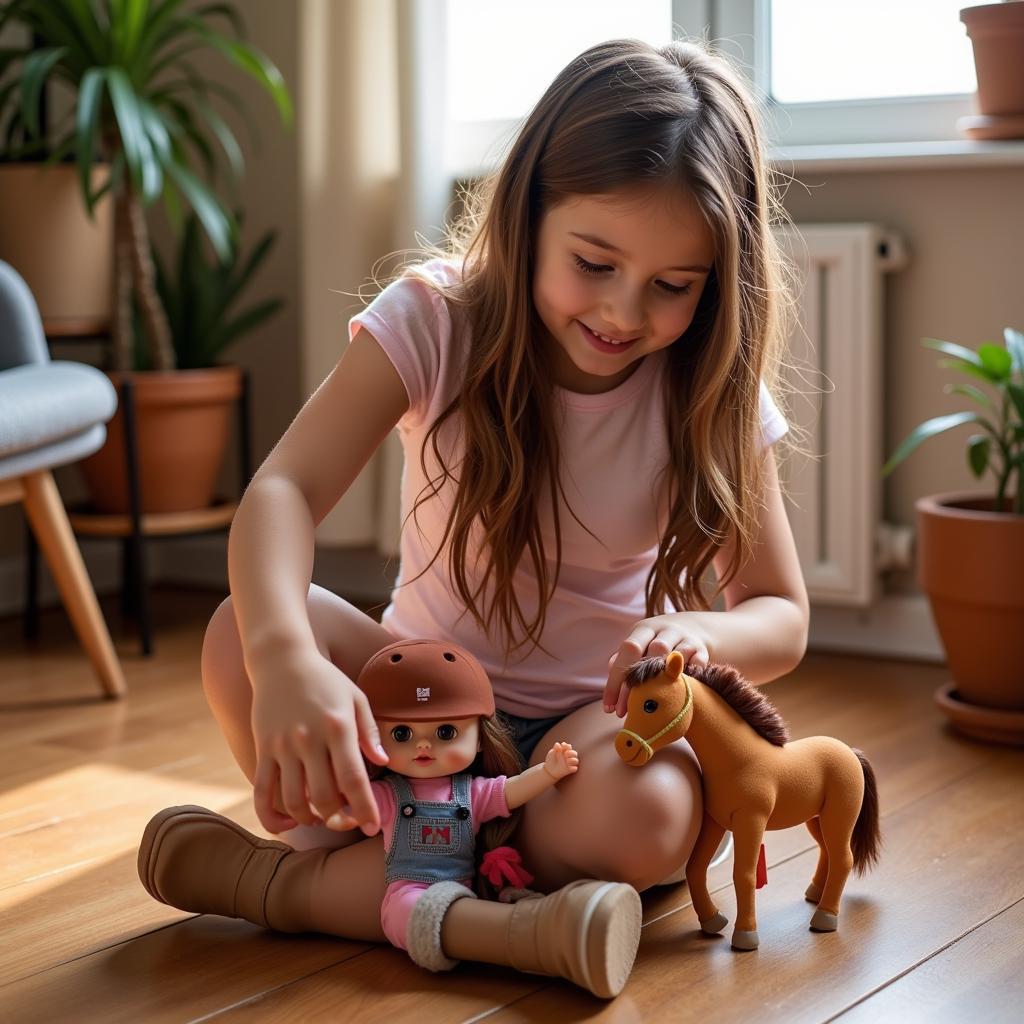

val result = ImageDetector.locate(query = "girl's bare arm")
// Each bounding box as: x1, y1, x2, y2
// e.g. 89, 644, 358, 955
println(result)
230, 328, 409, 834
604, 451, 808, 709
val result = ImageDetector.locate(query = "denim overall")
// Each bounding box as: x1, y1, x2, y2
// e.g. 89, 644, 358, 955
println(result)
383, 772, 476, 886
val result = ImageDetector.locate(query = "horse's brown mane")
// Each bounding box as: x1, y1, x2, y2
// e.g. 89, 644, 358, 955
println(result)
625, 657, 790, 746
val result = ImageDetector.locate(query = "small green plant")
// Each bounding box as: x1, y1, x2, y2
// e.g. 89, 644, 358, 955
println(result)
883, 328, 1024, 514
132, 211, 282, 370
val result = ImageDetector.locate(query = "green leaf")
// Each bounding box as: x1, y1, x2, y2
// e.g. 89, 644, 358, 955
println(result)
19, 46, 68, 138
939, 358, 1003, 386
74, 66, 105, 212
162, 159, 234, 260
183, 19, 292, 126
977, 343, 1013, 381
1007, 383, 1024, 426
923, 337, 982, 367
946, 381, 993, 411
882, 411, 982, 477
1006, 328, 1024, 374
967, 434, 991, 478
105, 67, 149, 192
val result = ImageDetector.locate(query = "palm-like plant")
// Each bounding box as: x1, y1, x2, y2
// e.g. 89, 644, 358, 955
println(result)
0, 0, 291, 370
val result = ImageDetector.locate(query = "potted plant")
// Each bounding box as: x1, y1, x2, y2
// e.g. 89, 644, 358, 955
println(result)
883, 328, 1024, 745
957, 2, 1024, 140
80, 211, 283, 512
0, 0, 291, 511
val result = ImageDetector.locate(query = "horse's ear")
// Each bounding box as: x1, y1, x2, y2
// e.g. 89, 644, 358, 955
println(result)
666, 651, 684, 678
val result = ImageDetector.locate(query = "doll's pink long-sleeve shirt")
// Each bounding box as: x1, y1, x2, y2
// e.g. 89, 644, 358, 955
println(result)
371, 773, 510, 948
348, 259, 788, 718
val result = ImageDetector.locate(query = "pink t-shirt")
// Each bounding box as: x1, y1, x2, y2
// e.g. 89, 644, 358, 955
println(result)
348, 259, 788, 717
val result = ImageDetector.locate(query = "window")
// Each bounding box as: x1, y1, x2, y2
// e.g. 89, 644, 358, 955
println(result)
768, 0, 975, 104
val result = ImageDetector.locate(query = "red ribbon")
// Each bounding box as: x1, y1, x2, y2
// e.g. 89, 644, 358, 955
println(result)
480, 846, 534, 888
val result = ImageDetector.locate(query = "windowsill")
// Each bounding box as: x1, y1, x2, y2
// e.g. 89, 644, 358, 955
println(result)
769, 139, 1024, 173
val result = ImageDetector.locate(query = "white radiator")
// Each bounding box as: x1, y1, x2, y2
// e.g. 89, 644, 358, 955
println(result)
774, 223, 907, 607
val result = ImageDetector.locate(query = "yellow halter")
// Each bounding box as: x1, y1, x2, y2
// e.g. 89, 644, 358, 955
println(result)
619, 677, 693, 760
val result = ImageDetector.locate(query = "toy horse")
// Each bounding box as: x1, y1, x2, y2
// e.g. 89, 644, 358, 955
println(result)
615, 652, 880, 951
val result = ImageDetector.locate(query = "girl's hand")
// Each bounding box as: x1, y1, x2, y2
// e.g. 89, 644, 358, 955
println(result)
543, 741, 580, 782
249, 647, 389, 836
603, 613, 711, 718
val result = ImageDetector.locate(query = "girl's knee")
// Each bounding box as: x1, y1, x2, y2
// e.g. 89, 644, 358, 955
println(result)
201, 597, 245, 699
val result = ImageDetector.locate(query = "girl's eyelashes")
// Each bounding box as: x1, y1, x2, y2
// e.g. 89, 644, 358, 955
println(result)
436, 724, 458, 741
572, 254, 693, 296
391, 725, 412, 742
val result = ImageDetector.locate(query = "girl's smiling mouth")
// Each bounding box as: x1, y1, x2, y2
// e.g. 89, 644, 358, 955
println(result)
577, 321, 641, 354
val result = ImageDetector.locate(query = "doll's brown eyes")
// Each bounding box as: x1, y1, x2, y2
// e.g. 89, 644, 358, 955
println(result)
436, 724, 458, 741
391, 726, 412, 742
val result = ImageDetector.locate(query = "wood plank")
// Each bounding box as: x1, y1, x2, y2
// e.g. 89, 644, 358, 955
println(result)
481, 751, 1024, 1024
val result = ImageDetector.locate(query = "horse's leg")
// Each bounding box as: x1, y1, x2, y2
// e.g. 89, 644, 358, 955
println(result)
685, 813, 727, 934
810, 796, 858, 932
730, 812, 768, 951
804, 816, 829, 903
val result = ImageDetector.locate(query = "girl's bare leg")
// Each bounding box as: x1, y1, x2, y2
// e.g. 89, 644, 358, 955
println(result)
199, 583, 394, 940
513, 702, 704, 892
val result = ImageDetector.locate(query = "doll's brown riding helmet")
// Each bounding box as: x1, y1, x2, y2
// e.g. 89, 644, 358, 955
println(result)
356, 639, 495, 721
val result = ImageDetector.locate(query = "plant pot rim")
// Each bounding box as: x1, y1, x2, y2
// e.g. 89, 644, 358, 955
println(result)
961, 2, 1024, 26
916, 491, 1023, 521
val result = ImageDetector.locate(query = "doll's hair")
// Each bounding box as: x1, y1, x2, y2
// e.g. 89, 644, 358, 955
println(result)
392, 36, 796, 657
473, 712, 528, 897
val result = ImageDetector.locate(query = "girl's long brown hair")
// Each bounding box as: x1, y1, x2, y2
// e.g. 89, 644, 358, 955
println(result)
392, 37, 796, 657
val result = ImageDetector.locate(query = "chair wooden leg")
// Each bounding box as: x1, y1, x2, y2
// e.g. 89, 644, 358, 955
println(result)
21, 471, 127, 699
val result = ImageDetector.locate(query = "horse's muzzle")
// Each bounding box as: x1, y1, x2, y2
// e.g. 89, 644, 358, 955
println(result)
614, 729, 652, 766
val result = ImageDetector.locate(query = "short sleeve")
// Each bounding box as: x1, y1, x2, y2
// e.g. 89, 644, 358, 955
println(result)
470, 774, 511, 828
759, 381, 788, 447
347, 259, 458, 424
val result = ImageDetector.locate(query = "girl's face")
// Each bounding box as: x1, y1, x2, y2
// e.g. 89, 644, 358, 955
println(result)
532, 187, 716, 394
380, 716, 481, 778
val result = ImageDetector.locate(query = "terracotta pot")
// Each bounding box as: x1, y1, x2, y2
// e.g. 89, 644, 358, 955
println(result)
958, 2, 1024, 139
0, 163, 113, 334
80, 366, 243, 514
917, 492, 1024, 717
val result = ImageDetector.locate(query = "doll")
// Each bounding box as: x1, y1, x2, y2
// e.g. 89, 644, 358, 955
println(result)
614, 652, 880, 951
330, 638, 580, 957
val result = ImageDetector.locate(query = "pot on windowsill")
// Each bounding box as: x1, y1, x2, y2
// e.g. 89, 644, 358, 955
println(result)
958, 2, 1024, 140
917, 493, 1024, 745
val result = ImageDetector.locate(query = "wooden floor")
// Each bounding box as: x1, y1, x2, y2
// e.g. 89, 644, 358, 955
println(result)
1, 588, 1022, 1023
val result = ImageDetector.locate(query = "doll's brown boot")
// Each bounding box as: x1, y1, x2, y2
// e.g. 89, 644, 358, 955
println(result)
138, 804, 330, 932
409, 878, 643, 999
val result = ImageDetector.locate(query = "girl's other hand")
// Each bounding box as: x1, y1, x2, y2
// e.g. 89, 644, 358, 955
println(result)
602, 614, 711, 718
249, 648, 389, 835
543, 741, 580, 782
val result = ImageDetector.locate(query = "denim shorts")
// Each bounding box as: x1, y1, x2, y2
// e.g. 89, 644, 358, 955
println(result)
494, 709, 568, 770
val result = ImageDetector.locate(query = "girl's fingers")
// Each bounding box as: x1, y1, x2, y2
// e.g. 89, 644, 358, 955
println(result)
352, 691, 389, 766
253, 758, 297, 834
674, 640, 709, 670
647, 629, 685, 657
603, 626, 654, 710
304, 749, 343, 823
278, 752, 313, 826
329, 730, 381, 837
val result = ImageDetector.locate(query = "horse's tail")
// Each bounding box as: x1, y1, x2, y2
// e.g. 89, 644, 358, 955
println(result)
851, 748, 881, 875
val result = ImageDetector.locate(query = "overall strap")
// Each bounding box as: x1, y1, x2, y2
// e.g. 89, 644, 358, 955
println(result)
451, 772, 472, 808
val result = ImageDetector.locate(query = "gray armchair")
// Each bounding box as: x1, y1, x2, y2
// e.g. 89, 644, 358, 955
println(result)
0, 260, 125, 697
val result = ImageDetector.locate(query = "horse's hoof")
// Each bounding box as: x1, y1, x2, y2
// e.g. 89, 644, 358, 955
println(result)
699, 911, 729, 935
804, 881, 823, 903
809, 908, 839, 932
731, 929, 759, 951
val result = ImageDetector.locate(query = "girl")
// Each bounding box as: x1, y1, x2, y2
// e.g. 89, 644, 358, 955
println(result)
139, 35, 808, 996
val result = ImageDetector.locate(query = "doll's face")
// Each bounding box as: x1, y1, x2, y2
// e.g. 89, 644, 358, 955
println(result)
380, 716, 481, 778
532, 186, 715, 395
